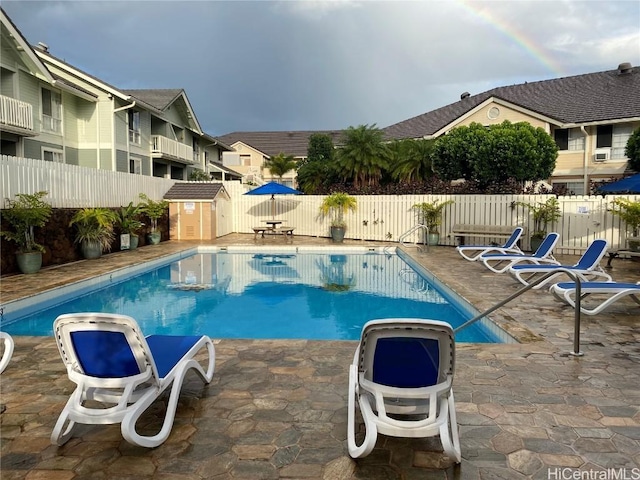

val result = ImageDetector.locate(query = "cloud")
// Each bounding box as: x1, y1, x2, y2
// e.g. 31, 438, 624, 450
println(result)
2, 0, 639, 135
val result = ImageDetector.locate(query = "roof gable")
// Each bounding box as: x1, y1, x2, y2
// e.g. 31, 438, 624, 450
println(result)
1, 7, 54, 84
125, 89, 202, 133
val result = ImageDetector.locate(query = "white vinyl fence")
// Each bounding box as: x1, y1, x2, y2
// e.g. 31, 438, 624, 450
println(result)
2, 155, 638, 252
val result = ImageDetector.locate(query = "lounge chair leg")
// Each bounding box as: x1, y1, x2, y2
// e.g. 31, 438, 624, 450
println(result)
347, 365, 377, 458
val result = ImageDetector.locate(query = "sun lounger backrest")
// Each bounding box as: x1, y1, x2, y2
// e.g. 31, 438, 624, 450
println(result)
55, 313, 159, 381
359, 319, 455, 389
504, 227, 524, 249
372, 337, 440, 388
575, 239, 609, 269
71, 331, 141, 378
533, 232, 559, 258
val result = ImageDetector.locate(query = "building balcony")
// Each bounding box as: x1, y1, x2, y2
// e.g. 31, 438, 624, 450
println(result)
0, 95, 36, 136
151, 135, 194, 164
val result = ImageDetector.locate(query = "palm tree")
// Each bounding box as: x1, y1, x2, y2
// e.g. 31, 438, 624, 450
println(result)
336, 124, 389, 188
390, 138, 435, 182
264, 152, 297, 182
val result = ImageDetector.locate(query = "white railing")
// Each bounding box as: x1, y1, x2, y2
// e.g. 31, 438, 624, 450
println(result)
2, 154, 638, 250
151, 135, 193, 164
0, 95, 33, 131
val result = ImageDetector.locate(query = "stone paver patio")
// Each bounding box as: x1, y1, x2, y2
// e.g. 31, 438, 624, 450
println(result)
1, 234, 639, 479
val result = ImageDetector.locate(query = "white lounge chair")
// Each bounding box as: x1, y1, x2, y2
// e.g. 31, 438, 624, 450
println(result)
509, 239, 611, 289
0, 332, 14, 374
480, 232, 560, 273
456, 227, 524, 261
51, 313, 215, 448
347, 318, 461, 463
550, 281, 640, 315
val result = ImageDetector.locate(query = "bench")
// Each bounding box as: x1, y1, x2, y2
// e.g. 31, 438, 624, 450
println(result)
275, 227, 295, 238
252, 227, 270, 239
606, 249, 640, 268
452, 224, 525, 246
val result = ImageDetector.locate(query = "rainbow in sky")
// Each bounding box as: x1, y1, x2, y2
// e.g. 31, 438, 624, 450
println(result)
457, 0, 564, 77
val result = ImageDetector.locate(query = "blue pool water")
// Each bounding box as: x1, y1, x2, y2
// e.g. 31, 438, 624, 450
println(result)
1, 250, 508, 342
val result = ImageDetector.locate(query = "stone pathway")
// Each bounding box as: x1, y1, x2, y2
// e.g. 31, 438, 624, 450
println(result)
1, 235, 639, 479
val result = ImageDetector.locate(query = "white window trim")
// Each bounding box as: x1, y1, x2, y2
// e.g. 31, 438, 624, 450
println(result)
129, 156, 142, 174
41, 87, 62, 134
42, 146, 64, 163
128, 111, 141, 145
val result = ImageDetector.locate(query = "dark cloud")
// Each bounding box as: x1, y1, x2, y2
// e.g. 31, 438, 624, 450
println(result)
3, 1, 639, 136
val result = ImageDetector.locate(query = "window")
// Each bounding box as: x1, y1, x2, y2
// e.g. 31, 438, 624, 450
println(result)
193, 138, 200, 162
42, 147, 63, 163
41, 88, 62, 133
552, 181, 584, 195
241, 154, 251, 166
554, 128, 584, 151
612, 125, 632, 159
129, 157, 142, 174
128, 110, 140, 144
596, 124, 632, 159
596, 125, 612, 148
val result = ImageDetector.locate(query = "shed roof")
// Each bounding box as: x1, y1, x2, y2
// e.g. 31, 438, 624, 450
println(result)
163, 182, 228, 200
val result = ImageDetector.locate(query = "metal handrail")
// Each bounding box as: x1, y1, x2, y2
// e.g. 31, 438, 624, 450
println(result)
399, 224, 428, 250
454, 268, 583, 356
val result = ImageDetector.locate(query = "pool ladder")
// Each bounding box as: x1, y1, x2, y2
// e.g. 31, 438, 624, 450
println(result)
454, 269, 586, 356
398, 224, 429, 252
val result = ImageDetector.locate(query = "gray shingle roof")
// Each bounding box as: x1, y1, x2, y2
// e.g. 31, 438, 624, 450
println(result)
384, 64, 640, 140
163, 182, 226, 200
124, 89, 184, 111
216, 130, 345, 157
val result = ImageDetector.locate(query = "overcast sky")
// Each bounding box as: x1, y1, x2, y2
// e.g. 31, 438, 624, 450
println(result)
4, 1, 639, 136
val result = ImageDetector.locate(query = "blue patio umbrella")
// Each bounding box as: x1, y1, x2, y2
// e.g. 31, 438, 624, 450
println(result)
244, 182, 302, 218
597, 174, 640, 194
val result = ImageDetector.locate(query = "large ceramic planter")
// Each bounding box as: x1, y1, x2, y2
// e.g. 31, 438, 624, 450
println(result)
330, 226, 346, 243
147, 232, 161, 245
16, 252, 42, 274
427, 232, 440, 246
81, 240, 102, 259
129, 235, 139, 250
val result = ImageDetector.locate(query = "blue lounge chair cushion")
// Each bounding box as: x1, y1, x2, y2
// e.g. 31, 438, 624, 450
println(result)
72, 331, 140, 378
372, 337, 439, 388
71, 331, 203, 379
146, 335, 203, 378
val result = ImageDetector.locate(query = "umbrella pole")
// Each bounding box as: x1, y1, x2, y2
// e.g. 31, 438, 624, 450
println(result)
271, 194, 275, 219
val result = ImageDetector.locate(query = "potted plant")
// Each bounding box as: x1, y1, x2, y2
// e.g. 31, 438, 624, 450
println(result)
117, 202, 144, 250
0, 191, 52, 274
609, 198, 640, 251
138, 194, 169, 245
319, 192, 357, 243
516, 197, 561, 251
69, 207, 117, 259
412, 199, 454, 245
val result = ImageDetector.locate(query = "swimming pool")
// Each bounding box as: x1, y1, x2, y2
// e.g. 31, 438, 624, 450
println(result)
1, 247, 512, 343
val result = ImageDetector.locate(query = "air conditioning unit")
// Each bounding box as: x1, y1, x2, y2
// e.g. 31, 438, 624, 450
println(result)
593, 149, 610, 162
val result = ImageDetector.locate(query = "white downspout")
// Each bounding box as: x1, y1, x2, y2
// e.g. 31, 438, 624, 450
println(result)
112, 101, 136, 173
580, 126, 589, 194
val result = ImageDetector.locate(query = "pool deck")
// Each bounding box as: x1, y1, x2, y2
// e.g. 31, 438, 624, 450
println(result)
1, 234, 639, 479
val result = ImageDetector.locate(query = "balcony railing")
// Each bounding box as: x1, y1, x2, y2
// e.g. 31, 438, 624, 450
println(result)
0, 95, 34, 133
151, 135, 194, 164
